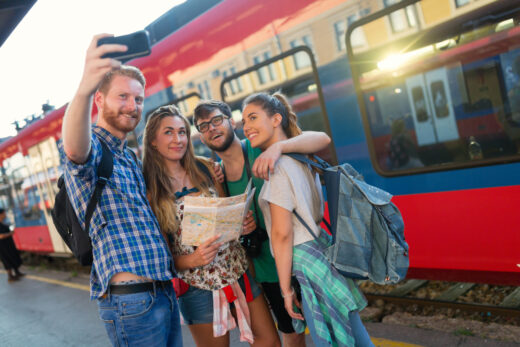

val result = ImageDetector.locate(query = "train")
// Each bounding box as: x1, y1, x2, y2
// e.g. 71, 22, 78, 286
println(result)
0, 0, 518, 286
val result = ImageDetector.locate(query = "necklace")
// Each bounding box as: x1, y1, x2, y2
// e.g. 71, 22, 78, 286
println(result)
168, 171, 194, 197
174, 186, 199, 199
168, 172, 199, 199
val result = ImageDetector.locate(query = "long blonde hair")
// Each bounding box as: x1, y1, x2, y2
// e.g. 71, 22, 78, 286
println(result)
142, 105, 223, 235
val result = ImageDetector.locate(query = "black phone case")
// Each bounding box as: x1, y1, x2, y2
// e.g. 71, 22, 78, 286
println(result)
98, 30, 151, 61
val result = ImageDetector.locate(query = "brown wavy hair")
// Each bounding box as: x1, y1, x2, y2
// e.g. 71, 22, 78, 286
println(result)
142, 105, 224, 235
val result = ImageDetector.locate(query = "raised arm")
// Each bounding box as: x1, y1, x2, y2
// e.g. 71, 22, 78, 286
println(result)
62, 34, 127, 164
252, 131, 331, 179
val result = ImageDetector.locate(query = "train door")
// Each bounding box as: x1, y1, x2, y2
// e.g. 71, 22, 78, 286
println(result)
405, 74, 437, 146
406, 68, 460, 146
424, 67, 459, 143
26, 138, 69, 254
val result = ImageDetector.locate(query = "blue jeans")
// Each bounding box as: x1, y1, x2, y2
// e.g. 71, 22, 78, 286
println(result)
301, 298, 374, 347
97, 283, 182, 347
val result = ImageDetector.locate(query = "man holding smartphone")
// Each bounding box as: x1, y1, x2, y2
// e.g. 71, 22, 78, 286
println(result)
193, 100, 331, 347
61, 34, 182, 346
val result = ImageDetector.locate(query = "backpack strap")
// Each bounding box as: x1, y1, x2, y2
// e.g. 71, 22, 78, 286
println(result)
293, 210, 319, 240
285, 153, 330, 171
196, 159, 213, 182
126, 147, 139, 165
288, 153, 332, 232
239, 141, 262, 226
84, 141, 113, 232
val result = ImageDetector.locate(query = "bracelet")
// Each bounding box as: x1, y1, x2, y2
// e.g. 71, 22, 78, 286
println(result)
281, 288, 295, 298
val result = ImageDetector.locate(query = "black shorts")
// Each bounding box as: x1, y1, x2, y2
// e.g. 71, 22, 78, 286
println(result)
261, 280, 302, 334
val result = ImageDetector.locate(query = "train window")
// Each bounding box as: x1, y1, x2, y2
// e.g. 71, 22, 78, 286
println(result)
0, 182, 15, 226
411, 87, 428, 122
348, 0, 520, 175
430, 81, 449, 119
220, 46, 337, 164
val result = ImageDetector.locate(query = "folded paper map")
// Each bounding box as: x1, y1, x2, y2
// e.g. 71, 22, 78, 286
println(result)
181, 179, 256, 246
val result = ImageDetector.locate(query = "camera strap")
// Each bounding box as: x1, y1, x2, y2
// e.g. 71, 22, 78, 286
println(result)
240, 140, 262, 226
221, 140, 261, 226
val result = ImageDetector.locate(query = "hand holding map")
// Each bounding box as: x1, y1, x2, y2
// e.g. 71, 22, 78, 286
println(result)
181, 179, 256, 246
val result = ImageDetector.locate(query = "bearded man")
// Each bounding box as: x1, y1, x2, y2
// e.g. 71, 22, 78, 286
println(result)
60, 34, 181, 346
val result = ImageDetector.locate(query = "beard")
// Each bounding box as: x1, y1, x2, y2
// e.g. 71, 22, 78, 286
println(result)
101, 104, 141, 134
204, 126, 235, 152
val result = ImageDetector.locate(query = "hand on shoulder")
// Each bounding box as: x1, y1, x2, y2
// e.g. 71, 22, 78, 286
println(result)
252, 142, 283, 180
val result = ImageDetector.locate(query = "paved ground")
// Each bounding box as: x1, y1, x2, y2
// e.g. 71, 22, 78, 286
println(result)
0, 267, 518, 347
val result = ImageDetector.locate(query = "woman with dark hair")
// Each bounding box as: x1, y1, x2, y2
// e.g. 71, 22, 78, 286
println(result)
242, 92, 374, 346
0, 208, 24, 282
142, 105, 280, 347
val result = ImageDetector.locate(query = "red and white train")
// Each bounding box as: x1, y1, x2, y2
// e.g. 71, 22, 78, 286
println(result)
0, 0, 518, 285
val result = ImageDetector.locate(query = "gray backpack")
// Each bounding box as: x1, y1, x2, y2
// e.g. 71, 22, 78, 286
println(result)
288, 154, 409, 284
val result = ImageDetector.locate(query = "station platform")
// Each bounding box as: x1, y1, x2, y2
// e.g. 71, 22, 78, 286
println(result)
0, 268, 517, 347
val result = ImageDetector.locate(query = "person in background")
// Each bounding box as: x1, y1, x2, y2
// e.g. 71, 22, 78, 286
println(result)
193, 99, 331, 347
0, 208, 24, 282
60, 34, 181, 346
243, 92, 374, 347
142, 105, 279, 347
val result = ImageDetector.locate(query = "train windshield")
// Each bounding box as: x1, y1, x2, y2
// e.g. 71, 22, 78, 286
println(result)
348, 0, 520, 175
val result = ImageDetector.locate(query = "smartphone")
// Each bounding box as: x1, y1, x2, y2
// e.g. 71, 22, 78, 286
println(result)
97, 30, 151, 61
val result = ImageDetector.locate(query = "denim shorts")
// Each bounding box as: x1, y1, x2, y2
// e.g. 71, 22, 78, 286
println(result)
179, 269, 261, 325
97, 282, 182, 346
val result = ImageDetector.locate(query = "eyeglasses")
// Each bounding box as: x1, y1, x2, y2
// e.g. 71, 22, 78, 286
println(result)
196, 114, 229, 133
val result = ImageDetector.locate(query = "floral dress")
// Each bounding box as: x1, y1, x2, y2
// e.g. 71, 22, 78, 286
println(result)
172, 188, 248, 291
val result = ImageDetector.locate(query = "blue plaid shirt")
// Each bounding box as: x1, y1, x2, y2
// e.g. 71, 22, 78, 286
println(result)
60, 126, 174, 300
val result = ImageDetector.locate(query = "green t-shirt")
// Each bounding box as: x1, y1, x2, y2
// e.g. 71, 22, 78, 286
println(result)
224, 139, 278, 283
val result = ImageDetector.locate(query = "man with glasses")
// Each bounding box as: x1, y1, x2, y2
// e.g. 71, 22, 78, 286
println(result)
193, 100, 330, 347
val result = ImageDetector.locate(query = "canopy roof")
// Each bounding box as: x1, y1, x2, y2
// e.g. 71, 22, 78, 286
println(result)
0, 0, 36, 47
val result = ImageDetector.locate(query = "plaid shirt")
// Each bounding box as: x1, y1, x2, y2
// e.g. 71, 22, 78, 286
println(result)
60, 126, 174, 299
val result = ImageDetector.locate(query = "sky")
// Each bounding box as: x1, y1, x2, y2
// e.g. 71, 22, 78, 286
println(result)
0, 0, 186, 139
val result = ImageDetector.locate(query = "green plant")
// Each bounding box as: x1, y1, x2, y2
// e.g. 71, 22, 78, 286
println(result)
454, 328, 475, 337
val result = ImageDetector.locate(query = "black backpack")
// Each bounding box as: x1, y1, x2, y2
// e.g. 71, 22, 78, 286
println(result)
51, 141, 113, 266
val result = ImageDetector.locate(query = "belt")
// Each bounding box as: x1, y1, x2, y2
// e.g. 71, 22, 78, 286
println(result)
108, 280, 172, 295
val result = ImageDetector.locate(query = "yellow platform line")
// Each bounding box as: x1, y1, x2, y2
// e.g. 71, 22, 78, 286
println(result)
0, 269, 89, 291
371, 337, 424, 347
